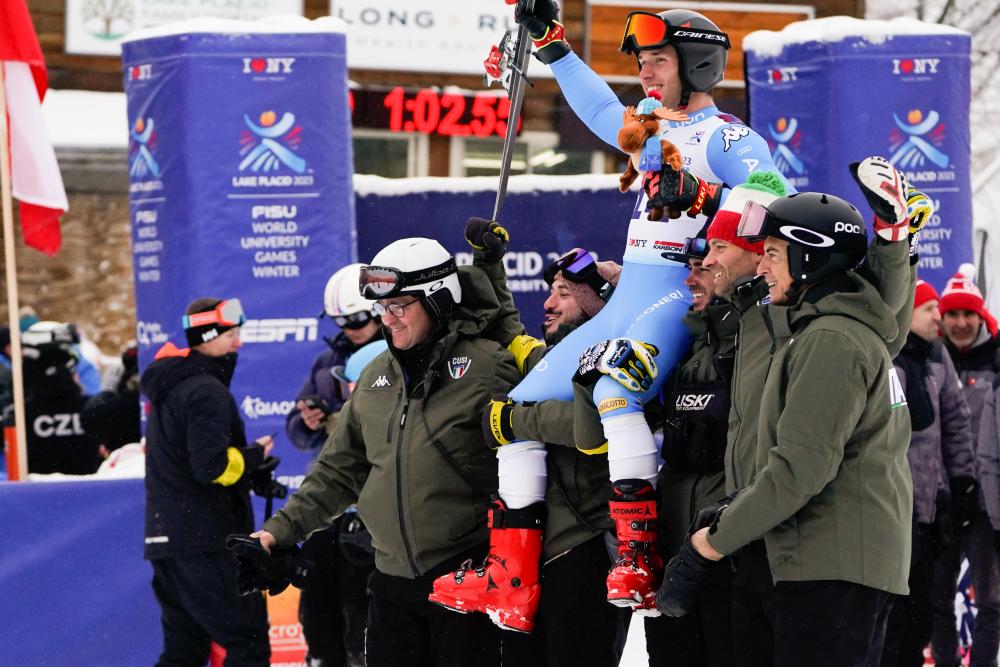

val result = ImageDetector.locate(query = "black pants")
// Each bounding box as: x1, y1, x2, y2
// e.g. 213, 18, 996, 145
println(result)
299, 516, 374, 666
932, 511, 1000, 667
773, 579, 893, 667
730, 541, 776, 667
151, 553, 270, 667
365, 548, 502, 667
880, 521, 938, 667
644, 552, 735, 666
501, 534, 630, 667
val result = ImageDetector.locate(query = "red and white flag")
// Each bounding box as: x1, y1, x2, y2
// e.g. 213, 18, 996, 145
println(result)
0, 0, 67, 256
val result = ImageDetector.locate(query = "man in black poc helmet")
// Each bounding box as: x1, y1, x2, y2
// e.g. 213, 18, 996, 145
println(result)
658, 192, 914, 666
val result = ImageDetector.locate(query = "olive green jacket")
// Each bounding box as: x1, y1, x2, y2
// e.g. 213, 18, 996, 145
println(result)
263, 266, 521, 579
725, 239, 914, 494
710, 272, 913, 594
475, 254, 614, 562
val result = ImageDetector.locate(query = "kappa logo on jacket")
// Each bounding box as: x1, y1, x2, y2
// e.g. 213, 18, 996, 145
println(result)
370, 375, 392, 389
447, 356, 471, 380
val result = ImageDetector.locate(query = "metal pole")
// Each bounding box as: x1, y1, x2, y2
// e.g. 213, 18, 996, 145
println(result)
491, 0, 535, 221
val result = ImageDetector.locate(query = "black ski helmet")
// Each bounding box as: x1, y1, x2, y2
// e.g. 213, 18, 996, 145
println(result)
744, 192, 868, 285
621, 9, 730, 94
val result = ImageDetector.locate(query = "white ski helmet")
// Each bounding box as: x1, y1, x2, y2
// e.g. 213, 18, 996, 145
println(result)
323, 263, 377, 318
361, 238, 462, 322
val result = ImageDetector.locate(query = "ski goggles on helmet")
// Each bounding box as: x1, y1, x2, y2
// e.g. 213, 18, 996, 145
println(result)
543, 248, 613, 301
735, 200, 777, 242
182, 298, 246, 330
358, 258, 457, 300
333, 310, 375, 330
620, 11, 731, 54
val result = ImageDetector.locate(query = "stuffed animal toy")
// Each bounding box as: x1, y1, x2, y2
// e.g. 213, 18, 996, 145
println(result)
617, 90, 688, 221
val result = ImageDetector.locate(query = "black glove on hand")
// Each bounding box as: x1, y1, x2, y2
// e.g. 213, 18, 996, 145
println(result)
250, 456, 288, 500
483, 394, 518, 449
464, 217, 510, 263
225, 535, 314, 596
514, 0, 571, 64
656, 538, 716, 617
514, 0, 560, 37
691, 491, 738, 534
642, 168, 722, 220
950, 475, 979, 536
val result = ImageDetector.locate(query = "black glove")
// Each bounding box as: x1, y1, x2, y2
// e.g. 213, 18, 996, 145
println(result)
464, 217, 510, 263
514, 0, 571, 64
950, 475, 979, 536
656, 538, 716, 617
482, 394, 518, 449
933, 490, 955, 552
225, 535, 314, 596
250, 455, 288, 500
691, 491, 738, 534
642, 168, 722, 220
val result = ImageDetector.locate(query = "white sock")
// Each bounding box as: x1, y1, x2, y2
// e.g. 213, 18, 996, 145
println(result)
497, 441, 548, 509
603, 412, 659, 486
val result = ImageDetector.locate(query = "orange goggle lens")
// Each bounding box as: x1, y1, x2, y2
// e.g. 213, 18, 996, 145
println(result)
620, 12, 669, 52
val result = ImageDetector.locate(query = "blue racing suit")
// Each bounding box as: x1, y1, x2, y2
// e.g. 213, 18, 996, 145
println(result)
510, 52, 790, 436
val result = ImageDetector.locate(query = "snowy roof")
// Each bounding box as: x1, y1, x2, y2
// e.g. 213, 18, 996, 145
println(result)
121, 15, 345, 44
353, 174, 627, 196
744, 16, 969, 58
43, 90, 129, 149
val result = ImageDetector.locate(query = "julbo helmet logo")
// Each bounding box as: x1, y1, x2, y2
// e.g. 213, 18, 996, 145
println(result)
779, 225, 835, 248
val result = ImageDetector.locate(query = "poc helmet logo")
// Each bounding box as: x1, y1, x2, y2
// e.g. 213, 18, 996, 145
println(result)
779, 225, 834, 248
834, 221, 865, 235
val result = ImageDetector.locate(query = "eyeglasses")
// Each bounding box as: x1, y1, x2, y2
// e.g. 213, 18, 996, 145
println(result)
543, 248, 613, 302
373, 298, 421, 318
182, 298, 246, 330
333, 310, 375, 330
620, 11, 731, 55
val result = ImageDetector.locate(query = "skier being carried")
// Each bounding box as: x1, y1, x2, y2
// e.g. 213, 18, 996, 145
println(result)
431, 0, 794, 628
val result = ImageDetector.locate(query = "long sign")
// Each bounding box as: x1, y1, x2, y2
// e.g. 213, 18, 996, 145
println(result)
329, 0, 553, 77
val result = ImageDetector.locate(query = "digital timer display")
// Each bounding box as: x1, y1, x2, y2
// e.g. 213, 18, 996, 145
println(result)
351, 86, 522, 138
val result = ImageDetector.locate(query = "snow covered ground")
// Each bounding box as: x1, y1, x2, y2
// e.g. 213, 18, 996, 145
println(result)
620, 616, 649, 666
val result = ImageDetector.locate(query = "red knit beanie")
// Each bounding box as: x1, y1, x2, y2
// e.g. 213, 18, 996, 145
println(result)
940, 263, 998, 336
913, 279, 939, 309
706, 171, 786, 254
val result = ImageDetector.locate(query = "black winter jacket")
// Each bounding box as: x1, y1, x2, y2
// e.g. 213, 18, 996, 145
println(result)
141, 345, 261, 559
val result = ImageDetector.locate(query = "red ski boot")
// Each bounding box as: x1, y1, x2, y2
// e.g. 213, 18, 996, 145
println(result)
429, 499, 545, 633
606, 479, 664, 615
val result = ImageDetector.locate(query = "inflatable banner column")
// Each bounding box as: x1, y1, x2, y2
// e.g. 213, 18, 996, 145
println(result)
745, 18, 972, 289
122, 17, 354, 474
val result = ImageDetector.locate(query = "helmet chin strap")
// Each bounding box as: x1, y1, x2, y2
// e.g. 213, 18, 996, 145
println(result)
678, 87, 692, 110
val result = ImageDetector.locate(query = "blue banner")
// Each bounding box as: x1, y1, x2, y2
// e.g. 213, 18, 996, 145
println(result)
355, 177, 636, 339
746, 29, 972, 290
123, 27, 355, 477
0, 478, 293, 666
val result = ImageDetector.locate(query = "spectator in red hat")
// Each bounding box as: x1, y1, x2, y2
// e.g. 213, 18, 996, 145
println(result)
932, 263, 1000, 667
940, 263, 999, 350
